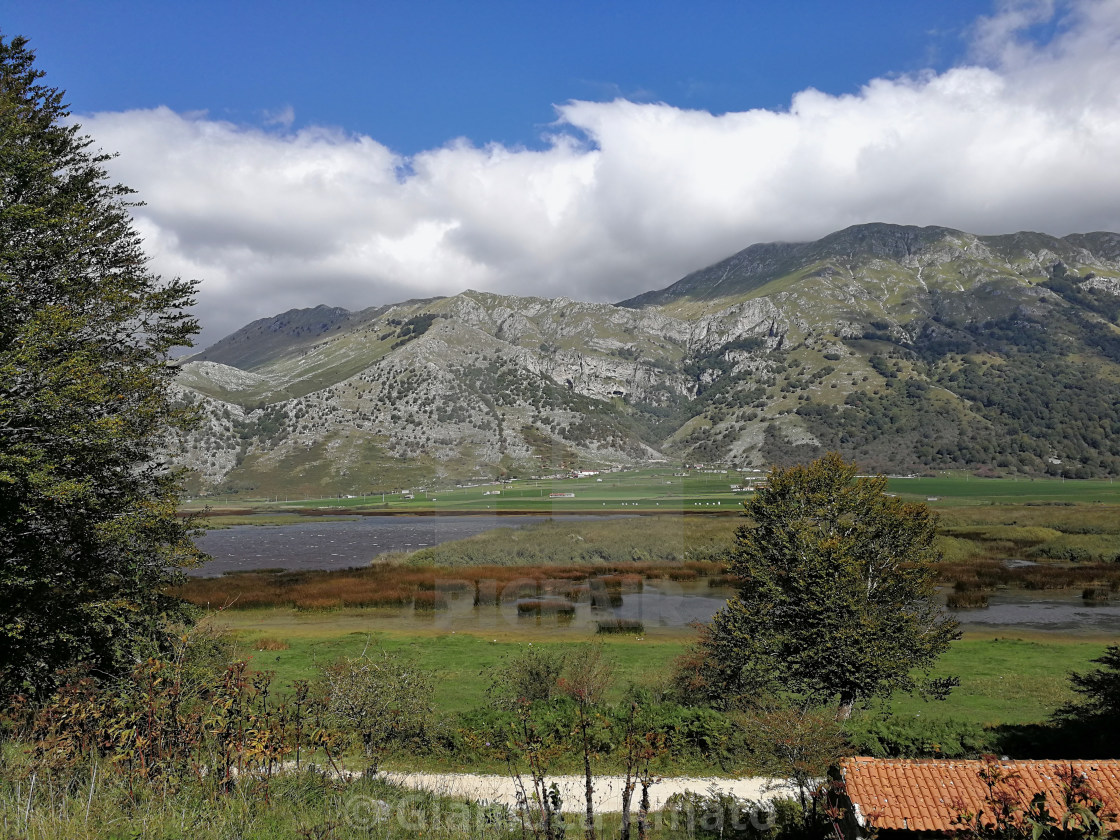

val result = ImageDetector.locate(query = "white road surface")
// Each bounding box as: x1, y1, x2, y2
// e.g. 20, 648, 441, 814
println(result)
377, 771, 797, 813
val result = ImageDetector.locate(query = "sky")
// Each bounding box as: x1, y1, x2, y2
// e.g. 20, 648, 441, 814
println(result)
6, 0, 1120, 347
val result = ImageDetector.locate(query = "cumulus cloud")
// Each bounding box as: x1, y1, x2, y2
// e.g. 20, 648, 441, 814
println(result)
80, 0, 1120, 346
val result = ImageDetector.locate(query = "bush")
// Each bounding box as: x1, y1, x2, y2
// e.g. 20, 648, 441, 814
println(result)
321, 652, 435, 769
596, 619, 645, 635
845, 716, 994, 758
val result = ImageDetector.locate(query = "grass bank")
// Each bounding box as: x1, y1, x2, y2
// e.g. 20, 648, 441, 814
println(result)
211, 609, 1107, 731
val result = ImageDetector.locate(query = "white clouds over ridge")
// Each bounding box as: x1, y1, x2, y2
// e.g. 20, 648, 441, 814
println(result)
82, 0, 1120, 344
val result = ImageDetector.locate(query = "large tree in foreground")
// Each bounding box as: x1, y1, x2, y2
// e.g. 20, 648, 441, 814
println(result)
0, 35, 202, 702
681, 453, 959, 718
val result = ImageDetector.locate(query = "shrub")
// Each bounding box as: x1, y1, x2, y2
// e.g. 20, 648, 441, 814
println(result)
947, 590, 990, 609
321, 652, 435, 769
596, 619, 645, 635
846, 716, 994, 758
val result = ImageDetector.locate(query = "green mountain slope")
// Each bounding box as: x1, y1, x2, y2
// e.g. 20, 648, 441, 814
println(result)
172, 224, 1120, 496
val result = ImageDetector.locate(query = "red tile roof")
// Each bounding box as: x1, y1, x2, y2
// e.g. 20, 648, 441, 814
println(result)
839, 757, 1120, 833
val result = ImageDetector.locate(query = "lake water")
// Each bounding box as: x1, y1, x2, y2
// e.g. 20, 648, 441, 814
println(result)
192, 515, 564, 576
952, 589, 1120, 634
193, 518, 1120, 634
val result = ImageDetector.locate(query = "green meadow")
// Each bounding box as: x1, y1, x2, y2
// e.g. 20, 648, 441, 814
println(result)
185, 469, 1120, 514
214, 608, 1111, 736
179, 470, 1120, 773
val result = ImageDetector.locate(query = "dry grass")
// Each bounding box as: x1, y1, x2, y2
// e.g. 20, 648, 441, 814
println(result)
250, 636, 290, 650
172, 559, 724, 612
947, 591, 990, 609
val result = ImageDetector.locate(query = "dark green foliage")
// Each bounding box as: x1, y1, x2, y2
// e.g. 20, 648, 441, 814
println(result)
798, 348, 1120, 478
235, 404, 289, 444
1050, 645, 1120, 756
1043, 264, 1120, 323
0, 36, 203, 701
458, 694, 748, 771
389, 312, 445, 349
867, 354, 896, 379
759, 423, 822, 468
684, 454, 959, 715
936, 355, 1120, 476
845, 716, 994, 758
661, 787, 844, 840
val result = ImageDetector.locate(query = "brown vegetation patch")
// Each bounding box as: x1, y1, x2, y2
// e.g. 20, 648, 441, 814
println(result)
171, 559, 726, 612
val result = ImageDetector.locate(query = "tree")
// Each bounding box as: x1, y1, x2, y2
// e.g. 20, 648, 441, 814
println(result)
1050, 645, 1120, 756
321, 652, 435, 770
737, 701, 849, 826
557, 646, 614, 840
683, 453, 958, 718
486, 646, 570, 840
0, 35, 201, 702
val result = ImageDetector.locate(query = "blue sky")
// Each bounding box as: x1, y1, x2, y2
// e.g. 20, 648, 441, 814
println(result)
11, 1, 995, 153
5, 1, 1119, 345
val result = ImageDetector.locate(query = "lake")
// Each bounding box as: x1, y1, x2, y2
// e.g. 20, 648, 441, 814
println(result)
192, 515, 566, 576
951, 589, 1120, 634
193, 517, 1120, 635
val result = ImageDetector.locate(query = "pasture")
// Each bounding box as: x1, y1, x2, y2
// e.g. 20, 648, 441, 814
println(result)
212, 607, 1110, 732
185, 469, 1120, 515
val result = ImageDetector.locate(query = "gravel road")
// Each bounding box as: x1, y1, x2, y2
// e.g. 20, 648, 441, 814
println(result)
377, 771, 796, 813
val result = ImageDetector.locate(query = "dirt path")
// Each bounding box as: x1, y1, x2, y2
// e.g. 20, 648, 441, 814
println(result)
378, 771, 796, 813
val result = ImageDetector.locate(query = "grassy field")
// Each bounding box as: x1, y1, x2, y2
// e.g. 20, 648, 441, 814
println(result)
179, 471, 1120, 771
211, 608, 1109, 729
184, 469, 1120, 514
215, 609, 688, 716
887, 476, 1120, 505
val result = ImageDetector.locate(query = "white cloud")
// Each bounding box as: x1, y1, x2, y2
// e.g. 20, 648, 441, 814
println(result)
80, 0, 1120, 346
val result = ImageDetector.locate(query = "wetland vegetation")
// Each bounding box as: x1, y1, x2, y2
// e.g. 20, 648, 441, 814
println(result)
11, 470, 1120, 838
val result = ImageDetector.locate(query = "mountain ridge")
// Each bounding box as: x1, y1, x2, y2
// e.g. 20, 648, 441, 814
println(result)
171, 223, 1120, 496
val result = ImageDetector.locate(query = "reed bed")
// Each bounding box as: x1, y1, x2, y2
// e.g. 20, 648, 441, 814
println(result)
936, 560, 1120, 592
173, 558, 726, 612
663, 568, 700, 581
172, 544, 1120, 613
596, 618, 645, 634
516, 598, 576, 616
946, 590, 990, 609
412, 590, 447, 611
1082, 586, 1112, 602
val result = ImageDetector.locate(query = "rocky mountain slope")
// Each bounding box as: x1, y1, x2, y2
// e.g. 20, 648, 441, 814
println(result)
171, 223, 1120, 496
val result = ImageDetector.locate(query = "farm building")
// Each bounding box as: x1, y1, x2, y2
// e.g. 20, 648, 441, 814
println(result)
835, 757, 1120, 838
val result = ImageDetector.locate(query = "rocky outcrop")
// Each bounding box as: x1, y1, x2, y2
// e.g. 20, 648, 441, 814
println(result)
171, 223, 1120, 494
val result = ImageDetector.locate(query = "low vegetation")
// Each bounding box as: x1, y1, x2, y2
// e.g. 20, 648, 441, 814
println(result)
172, 559, 724, 611
404, 516, 741, 566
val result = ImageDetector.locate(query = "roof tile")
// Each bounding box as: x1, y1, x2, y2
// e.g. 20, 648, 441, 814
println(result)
840, 758, 1120, 833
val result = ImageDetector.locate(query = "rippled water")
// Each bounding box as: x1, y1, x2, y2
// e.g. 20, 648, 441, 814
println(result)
192, 515, 563, 576
374, 579, 735, 632
193, 519, 1120, 634
954, 590, 1120, 634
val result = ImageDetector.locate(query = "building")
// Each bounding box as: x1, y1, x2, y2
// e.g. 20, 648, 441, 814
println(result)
836, 757, 1120, 838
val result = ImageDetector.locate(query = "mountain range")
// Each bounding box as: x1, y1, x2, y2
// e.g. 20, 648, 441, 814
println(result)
171, 223, 1120, 497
